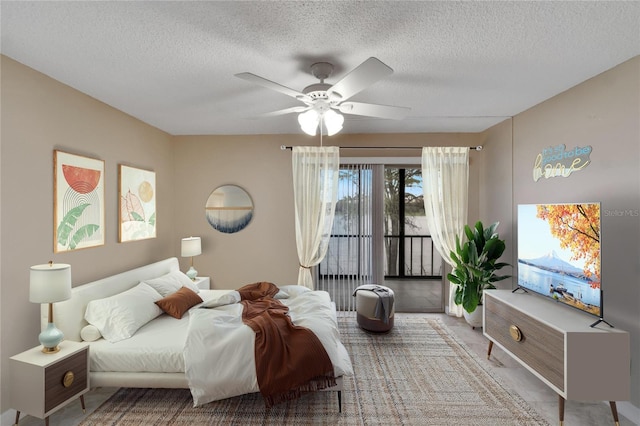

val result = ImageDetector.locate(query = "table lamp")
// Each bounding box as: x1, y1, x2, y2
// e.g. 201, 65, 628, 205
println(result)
181, 237, 201, 280
29, 262, 72, 353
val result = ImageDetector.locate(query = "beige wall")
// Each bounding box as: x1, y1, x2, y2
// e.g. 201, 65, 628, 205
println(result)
478, 119, 514, 274
0, 56, 175, 410
482, 56, 640, 409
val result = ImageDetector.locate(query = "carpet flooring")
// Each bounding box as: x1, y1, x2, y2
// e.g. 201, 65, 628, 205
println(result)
78, 313, 549, 425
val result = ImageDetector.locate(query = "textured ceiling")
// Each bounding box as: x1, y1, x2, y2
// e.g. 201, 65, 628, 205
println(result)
1, 1, 639, 136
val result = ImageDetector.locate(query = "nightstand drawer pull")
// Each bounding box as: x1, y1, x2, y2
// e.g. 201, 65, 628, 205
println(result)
62, 371, 74, 388
509, 325, 523, 342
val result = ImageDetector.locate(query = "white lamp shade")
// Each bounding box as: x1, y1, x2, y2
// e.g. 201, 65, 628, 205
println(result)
181, 237, 202, 257
324, 110, 344, 136
298, 109, 320, 136
29, 263, 72, 304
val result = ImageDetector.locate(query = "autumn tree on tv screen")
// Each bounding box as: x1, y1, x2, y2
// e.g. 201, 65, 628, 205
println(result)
536, 203, 601, 289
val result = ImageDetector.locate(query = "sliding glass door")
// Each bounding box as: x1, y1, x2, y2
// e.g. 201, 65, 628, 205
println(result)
318, 163, 444, 312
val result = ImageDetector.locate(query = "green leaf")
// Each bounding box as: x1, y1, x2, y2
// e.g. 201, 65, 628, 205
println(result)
69, 224, 99, 250
489, 274, 511, 282
130, 212, 144, 222
447, 273, 461, 285
57, 203, 91, 246
474, 222, 486, 252
485, 238, 506, 260
463, 291, 481, 313
485, 222, 499, 239
494, 262, 510, 270
455, 235, 463, 255
148, 212, 156, 226
464, 225, 475, 242
468, 241, 478, 264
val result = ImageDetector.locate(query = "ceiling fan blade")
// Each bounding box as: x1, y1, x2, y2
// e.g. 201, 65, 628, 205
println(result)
338, 102, 411, 120
327, 57, 393, 102
235, 72, 312, 103
258, 106, 309, 117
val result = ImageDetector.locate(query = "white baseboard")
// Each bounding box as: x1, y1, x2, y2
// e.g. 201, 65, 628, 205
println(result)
618, 401, 640, 425
1, 409, 16, 426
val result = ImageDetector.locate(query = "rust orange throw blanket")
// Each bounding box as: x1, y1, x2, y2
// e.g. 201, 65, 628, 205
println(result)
238, 282, 336, 407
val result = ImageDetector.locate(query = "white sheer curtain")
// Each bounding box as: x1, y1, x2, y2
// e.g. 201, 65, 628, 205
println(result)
421, 147, 469, 316
292, 146, 340, 289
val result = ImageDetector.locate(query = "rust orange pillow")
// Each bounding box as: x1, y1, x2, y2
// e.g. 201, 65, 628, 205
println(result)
155, 286, 203, 319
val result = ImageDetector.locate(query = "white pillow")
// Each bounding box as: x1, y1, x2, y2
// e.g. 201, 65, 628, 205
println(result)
84, 282, 163, 343
278, 285, 311, 298
275, 290, 289, 299
80, 325, 102, 342
143, 270, 200, 296
200, 289, 288, 308
200, 291, 240, 308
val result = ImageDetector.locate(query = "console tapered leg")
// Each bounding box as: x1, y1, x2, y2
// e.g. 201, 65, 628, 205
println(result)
609, 401, 619, 426
558, 395, 565, 426
487, 341, 494, 359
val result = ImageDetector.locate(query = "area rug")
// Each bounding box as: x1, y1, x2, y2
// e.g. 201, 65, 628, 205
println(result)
79, 313, 549, 425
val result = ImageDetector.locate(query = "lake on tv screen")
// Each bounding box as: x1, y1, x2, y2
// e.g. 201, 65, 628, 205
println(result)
518, 262, 601, 311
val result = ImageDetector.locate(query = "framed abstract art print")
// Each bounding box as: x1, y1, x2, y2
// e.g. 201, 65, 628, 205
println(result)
54, 150, 105, 253
119, 165, 156, 242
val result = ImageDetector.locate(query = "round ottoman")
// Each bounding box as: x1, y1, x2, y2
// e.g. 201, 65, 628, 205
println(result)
355, 285, 395, 333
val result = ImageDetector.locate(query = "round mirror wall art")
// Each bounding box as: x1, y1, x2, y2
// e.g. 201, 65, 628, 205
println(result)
205, 185, 254, 233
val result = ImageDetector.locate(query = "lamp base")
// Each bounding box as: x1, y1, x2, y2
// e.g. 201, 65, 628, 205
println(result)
39, 322, 64, 354
42, 345, 60, 354
186, 266, 198, 281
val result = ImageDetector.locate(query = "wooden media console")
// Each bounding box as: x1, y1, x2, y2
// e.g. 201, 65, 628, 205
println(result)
483, 289, 630, 425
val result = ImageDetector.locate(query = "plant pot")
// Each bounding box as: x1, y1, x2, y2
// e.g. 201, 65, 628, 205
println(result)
463, 305, 483, 329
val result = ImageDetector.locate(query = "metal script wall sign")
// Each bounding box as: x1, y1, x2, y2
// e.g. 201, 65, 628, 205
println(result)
533, 144, 592, 182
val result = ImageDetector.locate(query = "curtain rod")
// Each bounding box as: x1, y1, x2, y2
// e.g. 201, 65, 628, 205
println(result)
280, 145, 483, 151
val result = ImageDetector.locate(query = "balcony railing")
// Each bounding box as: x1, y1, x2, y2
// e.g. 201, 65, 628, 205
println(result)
384, 235, 442, 278
318, 234, 442, 279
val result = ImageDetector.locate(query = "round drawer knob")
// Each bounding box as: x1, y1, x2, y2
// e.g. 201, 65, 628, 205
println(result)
62, 370, 75, 388
509, 325, 523, 342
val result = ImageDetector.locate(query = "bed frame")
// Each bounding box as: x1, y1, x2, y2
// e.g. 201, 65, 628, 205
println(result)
44, 257, 343, 408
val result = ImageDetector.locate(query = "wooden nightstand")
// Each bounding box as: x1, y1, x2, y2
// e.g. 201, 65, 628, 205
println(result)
193, 276, 210, 290
10, 341, 89, 426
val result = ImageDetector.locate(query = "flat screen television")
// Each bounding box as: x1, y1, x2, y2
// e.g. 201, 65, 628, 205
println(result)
517, 202, 602, 318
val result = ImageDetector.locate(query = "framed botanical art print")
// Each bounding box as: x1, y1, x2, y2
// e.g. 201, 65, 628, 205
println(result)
54, 150, 105, 253
119, 165, 156, 242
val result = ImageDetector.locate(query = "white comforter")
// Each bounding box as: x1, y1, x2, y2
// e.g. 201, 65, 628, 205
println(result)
184, 289, 353, 406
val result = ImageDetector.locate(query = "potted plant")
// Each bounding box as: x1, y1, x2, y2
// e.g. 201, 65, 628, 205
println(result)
448, 221, 510, 327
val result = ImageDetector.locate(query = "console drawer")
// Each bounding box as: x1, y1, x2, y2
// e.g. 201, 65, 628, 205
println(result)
485, 295, 564, 391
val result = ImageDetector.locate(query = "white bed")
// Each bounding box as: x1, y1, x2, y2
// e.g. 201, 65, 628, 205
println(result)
43, 257, 351, 408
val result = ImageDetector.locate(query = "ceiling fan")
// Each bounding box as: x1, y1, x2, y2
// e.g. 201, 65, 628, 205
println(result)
235, 57, 411, 136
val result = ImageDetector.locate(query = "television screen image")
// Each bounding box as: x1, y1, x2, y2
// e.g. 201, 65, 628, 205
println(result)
517, 202, 601, 317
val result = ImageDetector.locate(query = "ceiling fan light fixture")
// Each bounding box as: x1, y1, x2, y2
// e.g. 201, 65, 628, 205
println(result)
323, 110, 344, 136
298, 109, 320, 136
237, 57, 408, 136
